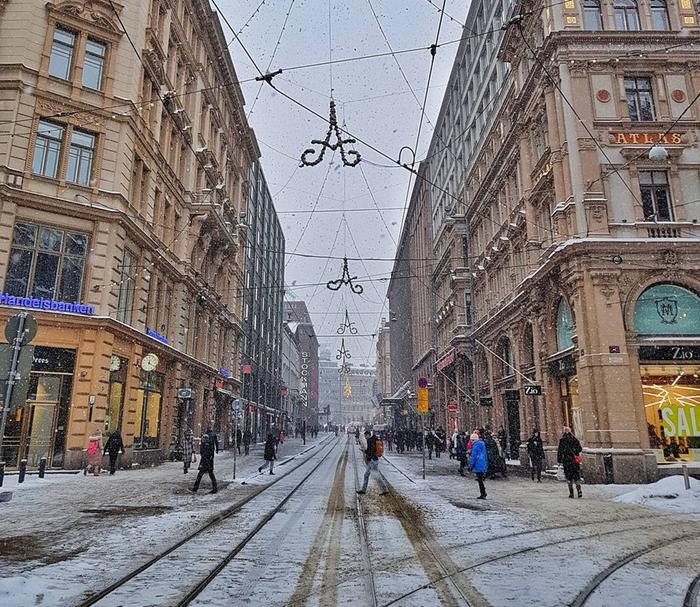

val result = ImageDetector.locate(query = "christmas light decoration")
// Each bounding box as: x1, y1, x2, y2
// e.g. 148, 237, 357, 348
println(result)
300, 100, 361, 168
337, 309, 358, 335
327, 257, 364, 294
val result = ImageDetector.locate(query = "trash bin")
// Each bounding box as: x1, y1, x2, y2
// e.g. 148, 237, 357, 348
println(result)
603, 453, 614, 484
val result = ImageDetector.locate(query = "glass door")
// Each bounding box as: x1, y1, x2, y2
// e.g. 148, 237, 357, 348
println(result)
26, 403, 56, 467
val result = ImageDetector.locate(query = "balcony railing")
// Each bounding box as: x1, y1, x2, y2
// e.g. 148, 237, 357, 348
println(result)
609, 221, 700, 240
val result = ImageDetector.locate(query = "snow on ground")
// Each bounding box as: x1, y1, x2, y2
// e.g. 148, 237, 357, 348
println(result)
610, 475, 700, 514
0, 436, 329, 607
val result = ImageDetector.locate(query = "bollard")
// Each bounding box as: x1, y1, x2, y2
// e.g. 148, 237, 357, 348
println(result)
0, 461, 4, 487
683, 463, 690, 490
38, 456, 46, 479
18, 459, 27, 483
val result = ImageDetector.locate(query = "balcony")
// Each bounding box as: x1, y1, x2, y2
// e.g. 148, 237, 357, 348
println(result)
609, 221, 700, 240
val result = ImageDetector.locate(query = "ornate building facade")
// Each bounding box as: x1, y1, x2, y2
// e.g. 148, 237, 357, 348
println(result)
0, 0, 256, 468
465, 0, 700, 480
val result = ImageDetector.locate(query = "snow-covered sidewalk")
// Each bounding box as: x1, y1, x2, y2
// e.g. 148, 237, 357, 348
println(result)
0, 435, 330, 606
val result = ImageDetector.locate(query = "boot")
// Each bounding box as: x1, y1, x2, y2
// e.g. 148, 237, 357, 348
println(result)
568, 483, 574, 499
576, 484, 582, 498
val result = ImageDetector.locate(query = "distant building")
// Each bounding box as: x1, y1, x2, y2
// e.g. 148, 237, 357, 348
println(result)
375, 318, 392, 398
340, 364, 377, 426
242, 161, 285, 440
284, 300, 319, 429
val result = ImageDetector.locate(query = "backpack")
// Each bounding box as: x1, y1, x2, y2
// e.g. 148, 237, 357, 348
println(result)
375, 439, 384, 458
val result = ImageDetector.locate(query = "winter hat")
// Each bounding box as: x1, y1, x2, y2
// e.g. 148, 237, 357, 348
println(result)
470, 433, 479, 441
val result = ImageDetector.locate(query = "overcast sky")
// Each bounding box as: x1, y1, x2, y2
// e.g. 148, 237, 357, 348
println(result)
217, 0, 470, 364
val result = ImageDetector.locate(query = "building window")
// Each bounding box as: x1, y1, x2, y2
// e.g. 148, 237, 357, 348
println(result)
556, 298, 575, 352
66, 129, 95, 186
32, 121, 64, 179
499, 337, 513, 377
82, 39, 107, 90
116, 249, 136, 324
48, 27, 76, 80
625, 76, 655, 121
650, 0, 671, 30
583, 0, 603, 30
639, 170, 673, 221
614, 0, 640, 30
4, 222, 88, 301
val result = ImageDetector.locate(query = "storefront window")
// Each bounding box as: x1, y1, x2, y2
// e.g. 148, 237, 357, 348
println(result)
642, 365, 700, 461
556, 298, 575, 352
134, 370, 163, 449
104, 356, 127, 435
633, 284, 700, 336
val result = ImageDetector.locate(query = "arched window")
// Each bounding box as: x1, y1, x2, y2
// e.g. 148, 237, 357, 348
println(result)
633, 284, 700, 336
650, 0, 670, 31
499, 336, 514, 377
556, 298, 575, 352
583, 0, 604, 31
614, 0, 640, 31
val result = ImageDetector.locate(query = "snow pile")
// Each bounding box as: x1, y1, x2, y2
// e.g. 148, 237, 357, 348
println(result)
613, 475, 700, 513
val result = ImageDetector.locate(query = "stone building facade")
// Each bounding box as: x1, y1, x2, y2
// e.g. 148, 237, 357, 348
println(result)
465, 0, 700, 480
0, 0, 256, 468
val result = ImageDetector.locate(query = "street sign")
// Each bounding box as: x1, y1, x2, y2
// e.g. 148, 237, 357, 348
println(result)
447, 400, 458, 414
0, 344, 33, 408
177, 387, 193, 399
5, 313, 37, 346
524, 384, 543, 396
417, 378, 429, 415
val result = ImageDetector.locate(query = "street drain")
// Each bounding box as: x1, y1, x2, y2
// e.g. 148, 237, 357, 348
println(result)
79, 505, 173, 516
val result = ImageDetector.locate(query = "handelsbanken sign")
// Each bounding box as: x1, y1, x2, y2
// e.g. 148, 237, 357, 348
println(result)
0, 293, 95, 316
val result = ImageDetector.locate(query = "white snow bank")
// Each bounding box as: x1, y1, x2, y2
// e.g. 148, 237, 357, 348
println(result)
612, 475, 700, 514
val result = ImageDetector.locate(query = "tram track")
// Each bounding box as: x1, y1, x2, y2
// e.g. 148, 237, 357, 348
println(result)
685, 573, 700, 607
569, 532, 700, 607
352, 440, 379, 607
74, 436, 338, 607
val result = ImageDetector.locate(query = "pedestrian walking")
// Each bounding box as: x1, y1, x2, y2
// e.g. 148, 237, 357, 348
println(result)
103, 429, 124, 475
435, 427, 445, 458
357, 430, 388, 495
426, 429, 434, 460
182, 429, 194, 474
84, 430, 103, 476
467, 432, 488, 499
386, 429, 393, 452
557, 426, 583, 498
497, 426, 507, 458
243, 428, 251, 455
526, 429, 545, 482
191, 428, 219, 494
236, 426, 242, 455
259, 433, 277, 474
456, 431, 468, 476
278, 429, 285, 445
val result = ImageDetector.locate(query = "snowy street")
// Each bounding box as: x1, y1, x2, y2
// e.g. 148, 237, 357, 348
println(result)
2, 434, 699, 607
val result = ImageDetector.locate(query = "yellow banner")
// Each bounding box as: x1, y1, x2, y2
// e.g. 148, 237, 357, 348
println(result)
661, 406, 700, 437
417, 387, 429, 415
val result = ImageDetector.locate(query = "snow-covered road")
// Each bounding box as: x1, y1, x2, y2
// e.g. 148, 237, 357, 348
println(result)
1, 435, 699, 607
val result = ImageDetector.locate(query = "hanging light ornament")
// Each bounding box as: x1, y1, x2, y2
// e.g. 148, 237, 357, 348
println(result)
337, 309, 358, 335
300, 100, 361, 168
336, 338, 351, 365
343, 375, 352, 398
327, 257, 364, 294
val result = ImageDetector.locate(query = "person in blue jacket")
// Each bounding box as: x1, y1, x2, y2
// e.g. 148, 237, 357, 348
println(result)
468, 432, 488, 499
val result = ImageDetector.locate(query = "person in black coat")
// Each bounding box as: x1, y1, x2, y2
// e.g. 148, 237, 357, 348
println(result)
557, 426, 583, 498
259, 433, 277, 475
103, 429, 124, 475
235, 427, 242, 455
456, 431, 468, 476
192, 429, 219, 494
526, 430, 545, 482
484, 431, 505, 479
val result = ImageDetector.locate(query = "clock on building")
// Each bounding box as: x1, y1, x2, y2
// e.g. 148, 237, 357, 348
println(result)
141, 353, 159, 372
109, 355, 121, 372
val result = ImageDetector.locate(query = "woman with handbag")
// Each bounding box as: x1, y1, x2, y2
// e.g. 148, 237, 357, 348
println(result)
557, 426, 583, 498
182, 429, 194, 474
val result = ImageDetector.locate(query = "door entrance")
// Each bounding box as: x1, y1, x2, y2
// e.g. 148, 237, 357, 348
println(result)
505, 396, 521, 460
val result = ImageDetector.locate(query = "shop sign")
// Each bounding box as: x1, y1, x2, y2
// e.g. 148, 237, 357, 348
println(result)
639, 345, 700, 362
435, 349, 456, 373
177, 387, 193, 399
524, 384, 543, 396
447, 399, 458, 414
0, 293, 94, 316
480, 395, 493, 407
31, 346, 76, 373
661, 406, 700, 437
242, 364, 252, 374
300, 351, 310, 407
548, 355, 576, 378
219, 368, 231, 378
215, 378, 224, 390
609, 132, 683, 145
146, 328, 168, 344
